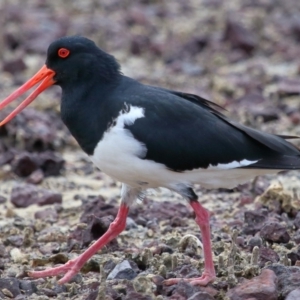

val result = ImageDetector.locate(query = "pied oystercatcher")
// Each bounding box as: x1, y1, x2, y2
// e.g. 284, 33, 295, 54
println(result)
1, 36, 300, 286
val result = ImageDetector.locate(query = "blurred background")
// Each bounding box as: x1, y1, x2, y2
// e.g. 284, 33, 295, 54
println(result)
1, 0, 300, 115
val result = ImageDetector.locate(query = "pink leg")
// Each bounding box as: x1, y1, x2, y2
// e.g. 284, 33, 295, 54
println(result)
164, 201, 216, 286
29, 204, 129, 284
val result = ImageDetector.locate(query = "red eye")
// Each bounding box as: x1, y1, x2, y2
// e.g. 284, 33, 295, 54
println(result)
58, 48, 70, 58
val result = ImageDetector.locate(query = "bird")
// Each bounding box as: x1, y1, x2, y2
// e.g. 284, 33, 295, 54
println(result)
0, 36, 300, 286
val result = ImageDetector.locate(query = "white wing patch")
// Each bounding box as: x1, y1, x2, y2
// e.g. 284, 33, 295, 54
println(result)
208, 159, 258, 170
112, 104, 145, 129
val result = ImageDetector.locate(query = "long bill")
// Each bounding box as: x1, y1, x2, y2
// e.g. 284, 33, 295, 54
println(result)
0, 65, 56, 126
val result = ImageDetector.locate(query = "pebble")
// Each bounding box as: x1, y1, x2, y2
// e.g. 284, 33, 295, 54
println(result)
293, 212, 300, 229
34, 208, 58, 222
243, 210, 267, 235
248, 236, 262, 250
224, 17, 257, 54
10, 183, 62, 208
259, 247, 280, 267
286, 288, 300, 300
107, 260, 137, 280
0, 278, 21, 298
267, 265, 300, 298
260, 221, 290, 243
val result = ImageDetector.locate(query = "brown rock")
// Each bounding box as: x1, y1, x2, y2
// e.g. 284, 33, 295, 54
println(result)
167, 281, 212, 300
267, 265, 300, 298
277, 79, 300, 96
38, 151, 64, 176
0, 278, 21, 298
260, 221, 290, 243
79, 195, 118, 223
38, 191, 62, 206
0, 151, 14, 166
226, 269, 278, 300
2, 57, 27, 75
0, 195, 7, 204
27, 169, 44, 184
13, 151, 64, 178
286, 288, 300, 300
13, 153, 39, 177
10, 184, 62, 208
259, 247, 280, 267
71, 214, 119, 251
243, 210, 267, 235
294, 212, 300, 229
34, 208, 58, 222
224, 18, 257, 54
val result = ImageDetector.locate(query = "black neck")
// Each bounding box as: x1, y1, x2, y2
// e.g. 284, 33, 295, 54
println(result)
60, 77, 123, 155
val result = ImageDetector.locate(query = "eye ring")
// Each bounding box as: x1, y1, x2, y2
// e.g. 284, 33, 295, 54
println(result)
58, 48, 70, 58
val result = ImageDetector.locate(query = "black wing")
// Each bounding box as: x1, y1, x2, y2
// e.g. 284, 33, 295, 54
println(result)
124, 85, 300, 171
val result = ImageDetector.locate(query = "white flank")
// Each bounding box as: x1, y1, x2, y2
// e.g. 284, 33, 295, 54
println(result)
90, 104, 148, 185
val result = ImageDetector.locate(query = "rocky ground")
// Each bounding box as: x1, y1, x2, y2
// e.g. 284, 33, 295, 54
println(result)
0, 0, 300, 299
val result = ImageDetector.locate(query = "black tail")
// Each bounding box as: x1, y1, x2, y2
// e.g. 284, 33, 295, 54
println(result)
242, 155, 300, 170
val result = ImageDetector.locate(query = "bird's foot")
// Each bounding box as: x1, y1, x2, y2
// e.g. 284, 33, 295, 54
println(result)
163, 271, 216, 286
28, 257, 82, 284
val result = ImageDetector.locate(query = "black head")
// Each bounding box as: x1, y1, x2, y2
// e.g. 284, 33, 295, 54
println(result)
46, 36, 121, 87
0, 36, 122, 125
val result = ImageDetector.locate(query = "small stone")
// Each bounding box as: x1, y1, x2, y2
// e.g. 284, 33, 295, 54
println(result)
0, 278, 21, 298
0, 151, 14, 167
34, 208, 58, 221
3, 57, 27, 75
259, 247, 280, 267
38, 151, 65, 176
125, 291, 153, 300
38, 191, 62, 206
107, 260, 137, 280
224, 17, 257, 54
287, 250, 300, 266
277, 79, 300, 96
294, 212, 300, 229
10, 248, 26, 263
243, 210, 267, 235
10, 183, 62, 208
168, 281, 203, 299
147, 229, 154, 237
286, 288, 300, 300
226, 269, 277, 300
27, 169, 44, 184
1, 288, 14, 298
76, 215, 118, 250
0, 244, 6, 257
260, 222, 290, 243
267, 265, 300, 298
13, 153, 39, 177
40, 288, 57, 297
187, 291, 214, 300
248, 236, 262, 250
126, 217, 138, 229
0, 195, 7, 204
6, 235, 23, 247
18, 280, 37, 296
79, 196, 118, 223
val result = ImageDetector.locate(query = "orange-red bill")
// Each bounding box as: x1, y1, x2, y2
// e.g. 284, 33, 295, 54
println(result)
0, 65, 56, 126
